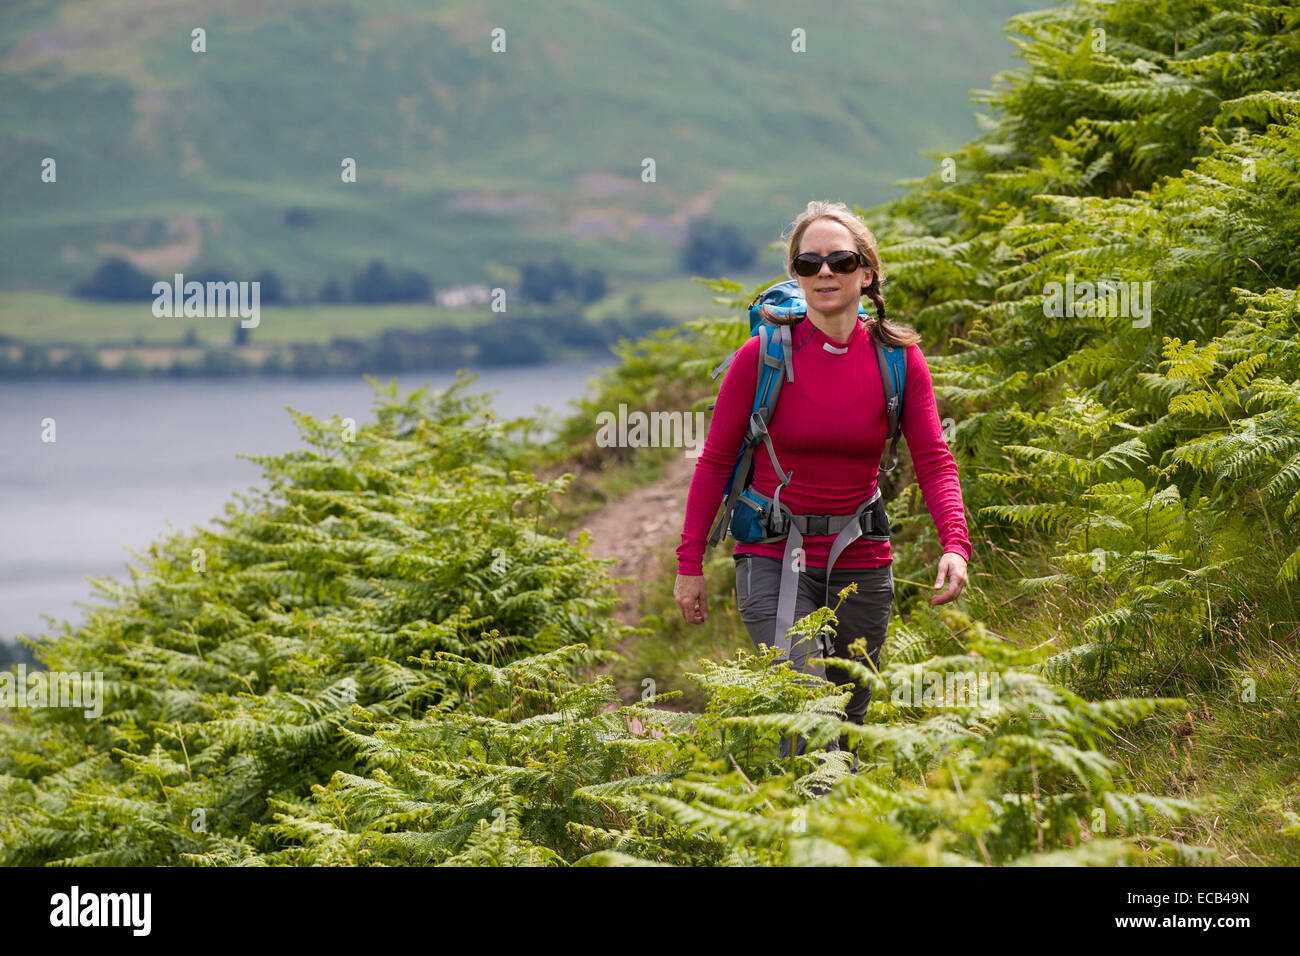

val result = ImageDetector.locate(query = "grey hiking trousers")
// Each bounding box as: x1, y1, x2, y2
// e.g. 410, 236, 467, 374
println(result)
733, 552, 895, 765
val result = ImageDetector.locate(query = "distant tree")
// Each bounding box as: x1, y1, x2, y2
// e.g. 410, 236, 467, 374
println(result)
351, 261, 394, 303
233, 324, 250, 346
521, 258, 578, 304
577, 267, 607, 303
253, 269, 283, 304
318, 278, 344, 303
349, 261, 429, 302
472, 319, 545, 365
520, 262, 551, 303
548, 260, 575, 301
291, 343, 331, 375
392, 268, 431, 302
520, 263, 550, 303
260, 350, 285, 374
72, 257, 155, 301
53, 346, 102, 377
367, 331, 410, 371
552, 314, 601, 349
682, 218, 757, 275
21, 344, 51, 375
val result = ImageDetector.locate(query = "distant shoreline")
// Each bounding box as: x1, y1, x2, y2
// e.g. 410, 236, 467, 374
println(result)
0, 279, 723, 379
0, 337, 630, 379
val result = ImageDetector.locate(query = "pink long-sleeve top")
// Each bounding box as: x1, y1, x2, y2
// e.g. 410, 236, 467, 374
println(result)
676, 317, 973, 576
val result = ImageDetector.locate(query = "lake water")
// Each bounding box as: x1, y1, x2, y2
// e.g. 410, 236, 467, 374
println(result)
0, 361, 612, 642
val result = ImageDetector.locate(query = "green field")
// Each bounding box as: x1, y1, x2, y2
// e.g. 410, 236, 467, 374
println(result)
0, 272, 765, 347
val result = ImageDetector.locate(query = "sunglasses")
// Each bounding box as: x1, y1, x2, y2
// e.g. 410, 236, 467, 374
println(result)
793, 250, 865, 277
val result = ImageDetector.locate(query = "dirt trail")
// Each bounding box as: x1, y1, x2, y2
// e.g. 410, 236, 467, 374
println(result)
568, 453, 697, 629
568, 453, 698, 728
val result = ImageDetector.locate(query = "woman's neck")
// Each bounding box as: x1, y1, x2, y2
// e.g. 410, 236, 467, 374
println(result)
805, 303, 860, 344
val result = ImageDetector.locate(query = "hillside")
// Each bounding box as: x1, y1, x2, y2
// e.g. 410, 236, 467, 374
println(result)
1, 0, 1040, 297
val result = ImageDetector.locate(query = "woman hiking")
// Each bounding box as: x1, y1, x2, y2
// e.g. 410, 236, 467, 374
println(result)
673, 200, 972, 769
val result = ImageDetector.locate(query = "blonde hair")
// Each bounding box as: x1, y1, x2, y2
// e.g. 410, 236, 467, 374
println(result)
762, 200, 920, 348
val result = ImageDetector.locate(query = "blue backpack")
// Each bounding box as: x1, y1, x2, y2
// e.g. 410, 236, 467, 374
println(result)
706, 278, 908, 549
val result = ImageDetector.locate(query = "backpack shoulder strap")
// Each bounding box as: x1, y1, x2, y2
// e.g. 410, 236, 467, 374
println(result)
706, 323, 794, 547
876, 340, 907, 474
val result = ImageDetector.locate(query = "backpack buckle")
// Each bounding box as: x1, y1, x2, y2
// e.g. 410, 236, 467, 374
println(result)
766, 502, 789, 536
804, 514, 830, 537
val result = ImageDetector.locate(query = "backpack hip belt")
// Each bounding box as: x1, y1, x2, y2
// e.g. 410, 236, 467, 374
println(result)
743, 485, 889, 658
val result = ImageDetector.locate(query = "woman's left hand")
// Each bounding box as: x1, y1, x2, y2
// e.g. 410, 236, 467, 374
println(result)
931, 552, 968, 605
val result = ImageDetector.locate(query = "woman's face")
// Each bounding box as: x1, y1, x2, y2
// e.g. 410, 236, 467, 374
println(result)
796, 219, 870, 317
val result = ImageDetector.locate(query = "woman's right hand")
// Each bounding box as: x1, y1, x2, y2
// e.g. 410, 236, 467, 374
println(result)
674, 574, 708, 625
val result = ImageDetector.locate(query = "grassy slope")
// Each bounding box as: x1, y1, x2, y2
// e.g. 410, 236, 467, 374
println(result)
0, 0, 1041, 300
